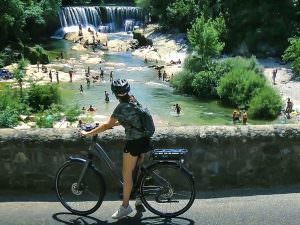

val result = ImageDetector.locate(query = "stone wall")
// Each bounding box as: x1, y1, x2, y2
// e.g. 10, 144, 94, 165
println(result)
1, 125, 300, 193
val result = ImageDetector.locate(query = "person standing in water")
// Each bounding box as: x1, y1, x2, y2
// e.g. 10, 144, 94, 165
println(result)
175, 104, 181, 115
162, 71, 167, 81
80, 84, 83, 94
105, 91, 110, 103
100, 69, 104, 80
158, 70, 162, 80
110, 71, 114, 82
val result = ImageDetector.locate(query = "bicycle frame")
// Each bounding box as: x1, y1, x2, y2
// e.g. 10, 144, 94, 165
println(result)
73, 135, 123, 189
72, 135, 187, 194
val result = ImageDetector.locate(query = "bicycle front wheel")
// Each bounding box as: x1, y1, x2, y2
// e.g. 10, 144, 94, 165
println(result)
55, 160, 105, 215
140, 162, 195, 217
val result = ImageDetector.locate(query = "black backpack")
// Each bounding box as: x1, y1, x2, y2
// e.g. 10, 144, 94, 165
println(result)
130, 102, 155, 137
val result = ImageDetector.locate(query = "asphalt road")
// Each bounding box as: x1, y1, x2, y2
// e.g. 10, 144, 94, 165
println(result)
1, 187, 300, 225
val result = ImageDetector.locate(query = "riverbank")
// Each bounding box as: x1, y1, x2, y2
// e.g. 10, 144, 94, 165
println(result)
259, 58, 300, 111
132, 24, 187, 79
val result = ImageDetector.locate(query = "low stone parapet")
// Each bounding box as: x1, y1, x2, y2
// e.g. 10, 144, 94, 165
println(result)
1, 125, 300, 192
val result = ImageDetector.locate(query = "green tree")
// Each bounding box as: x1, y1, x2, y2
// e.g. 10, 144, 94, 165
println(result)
282, 37, 300, 78
187, 16, 225, 66
165, 0, 200, 31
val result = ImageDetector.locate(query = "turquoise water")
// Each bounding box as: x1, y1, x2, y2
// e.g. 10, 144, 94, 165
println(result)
43, 39, 276, 126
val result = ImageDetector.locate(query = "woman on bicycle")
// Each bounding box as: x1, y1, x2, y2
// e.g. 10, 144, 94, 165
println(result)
80, 79, 153, 219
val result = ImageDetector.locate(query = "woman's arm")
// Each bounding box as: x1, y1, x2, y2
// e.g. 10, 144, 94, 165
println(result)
81, 116, 119, 136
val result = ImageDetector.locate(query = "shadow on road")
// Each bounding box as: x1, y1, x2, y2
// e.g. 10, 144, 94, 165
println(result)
52, 211, 195, 225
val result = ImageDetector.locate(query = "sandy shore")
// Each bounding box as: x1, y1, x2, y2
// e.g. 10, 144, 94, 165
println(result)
132, 25, 187, 79
259, 58, 300, 110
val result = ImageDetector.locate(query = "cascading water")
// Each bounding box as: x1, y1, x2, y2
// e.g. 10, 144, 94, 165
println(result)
53, 6, 144, 38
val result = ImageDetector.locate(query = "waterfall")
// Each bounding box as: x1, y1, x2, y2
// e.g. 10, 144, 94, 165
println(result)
55, 6, 144, 38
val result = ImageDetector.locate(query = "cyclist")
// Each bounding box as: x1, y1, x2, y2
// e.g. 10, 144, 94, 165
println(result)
80, 79, 153, 219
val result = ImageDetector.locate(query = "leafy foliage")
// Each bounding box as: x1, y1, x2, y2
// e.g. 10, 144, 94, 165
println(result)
0, 107, 20, 128
282, 37, 300, 78
165, 0, 200, 31
0, 87, 29, 128
183, 55, 206, 73
170, 70, 195, 94
187, 16, 225, 65
192, 70, 220, 98
64, 106, 81, 122
0, 0, 61, 50
27, 84, 61, 112
248, 86, 283, 119
217, 67, 266, 107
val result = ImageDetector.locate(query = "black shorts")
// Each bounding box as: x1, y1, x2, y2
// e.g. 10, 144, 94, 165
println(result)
124, 137, 153, 157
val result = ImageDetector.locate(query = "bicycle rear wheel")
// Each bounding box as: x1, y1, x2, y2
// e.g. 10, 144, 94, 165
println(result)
55, 160, 105, 215
139, 162, 195, 217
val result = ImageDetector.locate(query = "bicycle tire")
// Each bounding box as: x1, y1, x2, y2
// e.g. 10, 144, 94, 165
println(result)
55, 160, 106, 215
139, 162, 195, 217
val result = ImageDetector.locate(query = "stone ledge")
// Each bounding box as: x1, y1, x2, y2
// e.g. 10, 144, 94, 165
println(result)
1, 124, 300, 192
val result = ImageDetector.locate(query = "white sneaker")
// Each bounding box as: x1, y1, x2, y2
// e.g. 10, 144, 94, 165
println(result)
111, 205, 133, 220
135, 197, 143, 208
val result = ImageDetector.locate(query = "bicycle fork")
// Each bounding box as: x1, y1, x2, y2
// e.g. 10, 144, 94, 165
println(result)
76, 158, 92, 191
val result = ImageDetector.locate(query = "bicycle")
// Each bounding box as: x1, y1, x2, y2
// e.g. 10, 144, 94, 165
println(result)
55, 125, 196, 218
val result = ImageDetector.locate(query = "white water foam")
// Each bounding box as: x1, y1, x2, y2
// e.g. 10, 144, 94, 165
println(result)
145, 81, 169, 87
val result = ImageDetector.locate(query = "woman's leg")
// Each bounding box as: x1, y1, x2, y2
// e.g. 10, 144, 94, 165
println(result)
122, 152, 138, 207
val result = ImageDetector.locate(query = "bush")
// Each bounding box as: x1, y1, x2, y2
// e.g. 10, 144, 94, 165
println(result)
220, 56, 263, 75
0, 107, 20, 128
248, 86, 283, 119
282, 37, 300, 78
36, 114, 54, 128
64, 106, 81, 122
192, 70, 220, 98
217, 68, 266, 107
170, 70, 195, 94
27, 84, 61, 112
183, 55, 206, 72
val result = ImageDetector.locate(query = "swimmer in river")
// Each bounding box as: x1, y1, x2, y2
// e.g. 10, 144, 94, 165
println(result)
105, 91, 110, 103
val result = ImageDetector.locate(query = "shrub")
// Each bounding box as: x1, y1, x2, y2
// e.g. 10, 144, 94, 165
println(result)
36, 114, 54, 128
64, 106, 81, 122
27, 84, 61, 112
282, 37, 300, 78
183, 55, 206, 72
217, 68, 266, 107
248, 86, 283, 119
220, 56, 263, 75
170, 70, 195, 94
192, 70, 220, 98
0, 107, 20, 128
